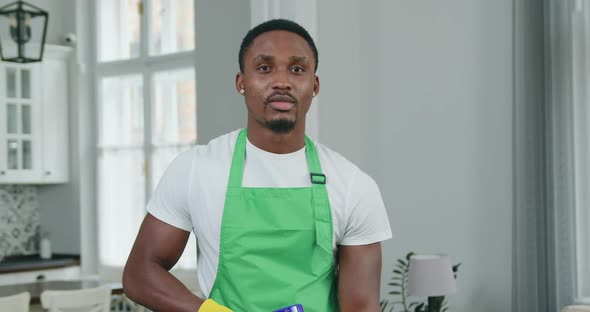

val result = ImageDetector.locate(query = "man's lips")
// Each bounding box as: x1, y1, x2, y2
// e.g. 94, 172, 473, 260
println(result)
266, 94, 296, 111
269, 101, 295, 111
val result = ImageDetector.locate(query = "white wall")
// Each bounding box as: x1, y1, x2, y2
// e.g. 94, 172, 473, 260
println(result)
318, 1, 513, 311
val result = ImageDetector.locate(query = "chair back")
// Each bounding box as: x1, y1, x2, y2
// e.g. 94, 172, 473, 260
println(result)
41, 285, 111, 312
0, 292, 30, 312
562, 306, 590, 312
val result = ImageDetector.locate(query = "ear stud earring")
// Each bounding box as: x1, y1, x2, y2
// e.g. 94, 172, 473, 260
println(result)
312, 92, 316, 97
239, 89, 245, 95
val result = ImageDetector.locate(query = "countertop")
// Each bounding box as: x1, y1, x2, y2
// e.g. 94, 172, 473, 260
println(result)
0, 254, 80, 274
0, 280, 123, 304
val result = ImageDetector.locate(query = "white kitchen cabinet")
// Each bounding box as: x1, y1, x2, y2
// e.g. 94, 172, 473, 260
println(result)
0, 45, 71, 184
0, 266, 81, 286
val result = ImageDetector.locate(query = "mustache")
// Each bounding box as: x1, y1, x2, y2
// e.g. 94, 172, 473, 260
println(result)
264, 92, 297, 104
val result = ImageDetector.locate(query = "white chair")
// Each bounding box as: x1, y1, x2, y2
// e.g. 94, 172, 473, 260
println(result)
0, 292, 30, 312
562, 306, 590, 312
40, 285, 111, 312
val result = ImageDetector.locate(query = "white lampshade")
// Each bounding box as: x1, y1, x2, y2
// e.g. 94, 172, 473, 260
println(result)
407, 254, 457, 297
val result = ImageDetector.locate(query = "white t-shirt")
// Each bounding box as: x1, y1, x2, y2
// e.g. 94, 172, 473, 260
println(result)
147, 129, 392, 296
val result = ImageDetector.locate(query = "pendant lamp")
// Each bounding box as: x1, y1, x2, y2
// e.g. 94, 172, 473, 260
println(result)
0, 0, 48, 63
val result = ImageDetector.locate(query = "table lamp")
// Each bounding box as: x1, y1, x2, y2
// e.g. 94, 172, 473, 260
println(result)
408, 254, 457, 312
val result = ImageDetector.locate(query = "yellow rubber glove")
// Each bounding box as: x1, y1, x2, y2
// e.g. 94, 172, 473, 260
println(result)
198, 299, 233, 312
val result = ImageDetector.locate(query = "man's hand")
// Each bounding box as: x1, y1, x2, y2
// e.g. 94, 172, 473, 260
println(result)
338, 243, 382, 312
123, 213, 204, 312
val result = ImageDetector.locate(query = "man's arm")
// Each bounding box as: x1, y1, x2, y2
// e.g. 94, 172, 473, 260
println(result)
338, 242, 382, 312
123, 213, 204, 311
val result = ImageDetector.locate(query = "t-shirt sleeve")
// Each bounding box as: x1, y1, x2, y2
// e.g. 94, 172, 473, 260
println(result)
340, 169, 393, 246
145, 150, 194, 232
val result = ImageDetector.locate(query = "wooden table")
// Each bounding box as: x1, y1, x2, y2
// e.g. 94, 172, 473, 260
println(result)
0, 280, 123, 304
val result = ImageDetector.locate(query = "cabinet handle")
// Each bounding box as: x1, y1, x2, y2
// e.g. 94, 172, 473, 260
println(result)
36, 274, 46, 281
45, 171, 51, 175
0, 171, 5, 175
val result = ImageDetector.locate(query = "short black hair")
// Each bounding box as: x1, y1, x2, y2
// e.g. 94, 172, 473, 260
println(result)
239, 19, 319, 73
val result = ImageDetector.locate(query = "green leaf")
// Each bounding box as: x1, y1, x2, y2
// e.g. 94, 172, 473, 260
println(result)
388, 282, 401, 287
406, 251, 416, 261
414, 303, 425, 312
397, 259, 408, 267
393, 269, 403, 275
388, 291, 401, 295
380, 300, 391, 312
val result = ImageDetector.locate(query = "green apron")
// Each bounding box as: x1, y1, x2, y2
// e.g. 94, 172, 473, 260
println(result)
208, 129, 339, 312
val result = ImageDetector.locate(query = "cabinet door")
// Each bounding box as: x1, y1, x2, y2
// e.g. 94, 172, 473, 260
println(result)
0, 46, 71, 184
15, 266, 81, 284
0, 64, 43, 183
0, 273, 18, 286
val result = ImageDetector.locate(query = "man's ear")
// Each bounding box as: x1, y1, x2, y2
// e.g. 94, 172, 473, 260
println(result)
236, 73, 245, 94
313, 75, 320, 96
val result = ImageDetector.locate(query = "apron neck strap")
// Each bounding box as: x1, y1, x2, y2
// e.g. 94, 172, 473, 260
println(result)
227, 129, 325, 188
305, 135, 326, 184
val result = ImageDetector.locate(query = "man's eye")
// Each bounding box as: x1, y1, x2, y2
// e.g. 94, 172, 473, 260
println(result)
291, 66, 304, 73
257, 65, 270, 71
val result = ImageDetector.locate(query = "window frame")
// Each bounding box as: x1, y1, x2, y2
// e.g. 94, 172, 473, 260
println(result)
92, 0, 198, 284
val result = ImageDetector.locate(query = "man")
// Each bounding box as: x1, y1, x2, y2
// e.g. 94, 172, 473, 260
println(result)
123, 19, 392, 312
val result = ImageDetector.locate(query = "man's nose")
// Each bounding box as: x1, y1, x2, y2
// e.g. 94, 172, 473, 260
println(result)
272, 69, 292, 90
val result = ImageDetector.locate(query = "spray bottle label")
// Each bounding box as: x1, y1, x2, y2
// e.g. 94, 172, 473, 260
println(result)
272, 304, 304, 312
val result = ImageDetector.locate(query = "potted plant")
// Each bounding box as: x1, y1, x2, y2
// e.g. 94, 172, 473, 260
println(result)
380, 252, 461, 312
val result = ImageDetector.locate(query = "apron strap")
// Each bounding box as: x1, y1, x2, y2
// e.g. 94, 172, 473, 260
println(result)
227, 129, 248, 188
305, 136, 333, 256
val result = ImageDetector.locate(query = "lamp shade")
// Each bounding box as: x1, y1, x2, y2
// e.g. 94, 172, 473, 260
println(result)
407, 254, 456, 297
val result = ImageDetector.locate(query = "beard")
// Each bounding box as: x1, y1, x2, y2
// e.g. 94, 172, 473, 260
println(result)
266, 118, 296, 134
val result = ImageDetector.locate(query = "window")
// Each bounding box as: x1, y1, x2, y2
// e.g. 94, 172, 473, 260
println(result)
95, 0, 197, 281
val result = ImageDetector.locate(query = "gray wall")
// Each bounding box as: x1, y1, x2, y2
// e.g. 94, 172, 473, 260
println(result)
318, 1, 513, 311
195, 0, 249, 143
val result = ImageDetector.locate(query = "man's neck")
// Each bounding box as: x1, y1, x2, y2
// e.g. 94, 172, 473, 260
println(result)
246, 121, 306, 154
